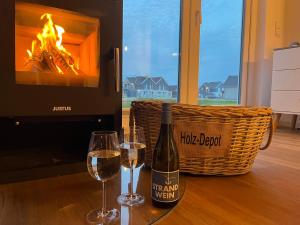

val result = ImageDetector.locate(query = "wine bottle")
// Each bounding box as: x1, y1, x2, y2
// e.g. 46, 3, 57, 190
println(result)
151, 103, 179, 208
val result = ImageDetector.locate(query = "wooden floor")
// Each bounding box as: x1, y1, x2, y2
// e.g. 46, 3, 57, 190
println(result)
158, 128, 300, 225
0, 128, 299, 225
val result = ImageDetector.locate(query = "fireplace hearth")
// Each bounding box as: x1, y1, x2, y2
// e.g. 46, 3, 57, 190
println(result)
0, 115, 115, 183
0, 0, 122, 182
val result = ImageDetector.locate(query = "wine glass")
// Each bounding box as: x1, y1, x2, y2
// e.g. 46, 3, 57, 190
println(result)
86, 131, 120, 224
117, 126, 146, 206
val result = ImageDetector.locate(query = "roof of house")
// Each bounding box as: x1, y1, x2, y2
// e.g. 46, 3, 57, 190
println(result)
223, 75, 238, 88
126, 76, 147, 85
200, 81, 222, 89
168, 85, 178, 91
151, 77, 162, 83
124, 76, 172, 91
126, 76, 166, 84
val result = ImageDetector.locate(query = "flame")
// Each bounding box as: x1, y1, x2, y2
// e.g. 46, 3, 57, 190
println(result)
26, 50, 32, 58
26, 40, 37, 58
55, 65, 64, 74
55, 25, 64, 50
26, 13, 79, 75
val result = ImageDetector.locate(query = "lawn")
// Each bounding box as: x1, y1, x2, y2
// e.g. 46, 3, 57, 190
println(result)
122, 98, 238, 108
198, 98, 238, 106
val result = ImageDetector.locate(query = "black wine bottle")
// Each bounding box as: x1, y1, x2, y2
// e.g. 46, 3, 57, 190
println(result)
151, 103, 179, 208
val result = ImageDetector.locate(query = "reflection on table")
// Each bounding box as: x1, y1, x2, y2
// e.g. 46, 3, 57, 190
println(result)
111, 166, 185, 225
0, 166, 184, 225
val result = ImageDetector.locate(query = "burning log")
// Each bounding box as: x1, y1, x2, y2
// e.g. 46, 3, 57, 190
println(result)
25, 60, 43, 73
49, 46, 77, 75
25, 40, 44, 73
25, 47, 78, 75
42, 51, 60, 74
25, 13, 80, 76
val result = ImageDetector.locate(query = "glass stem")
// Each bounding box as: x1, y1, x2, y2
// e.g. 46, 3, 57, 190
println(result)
130, 166, 133, 198
101, 181, 106, 215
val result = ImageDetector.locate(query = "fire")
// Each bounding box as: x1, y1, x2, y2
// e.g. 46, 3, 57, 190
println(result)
26, 13, 79, 75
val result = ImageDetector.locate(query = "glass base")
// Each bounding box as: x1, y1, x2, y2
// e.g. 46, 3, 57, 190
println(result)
117, 193, 145, 206
86, 208, 120, 225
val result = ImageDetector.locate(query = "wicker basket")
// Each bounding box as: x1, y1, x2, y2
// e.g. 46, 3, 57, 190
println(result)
130, 101, 273, 175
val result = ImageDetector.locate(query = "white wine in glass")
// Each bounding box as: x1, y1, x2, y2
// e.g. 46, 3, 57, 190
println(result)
86, 131, 120, 225
120, 142, 146, 169
117, 126, 146, 206
87, 150, 121, 181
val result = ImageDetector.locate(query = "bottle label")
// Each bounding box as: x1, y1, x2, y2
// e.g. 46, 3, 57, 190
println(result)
151, 169, 179, 202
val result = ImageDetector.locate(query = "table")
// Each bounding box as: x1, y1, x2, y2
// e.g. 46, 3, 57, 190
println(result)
0, 167, 185, 225
158, 129, 300, 225
0, 129, 299, 225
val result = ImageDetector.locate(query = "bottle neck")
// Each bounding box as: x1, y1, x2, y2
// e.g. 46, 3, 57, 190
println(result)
161, 109, 172, 125
160, 123, 172, 133
160, 110, 172, 137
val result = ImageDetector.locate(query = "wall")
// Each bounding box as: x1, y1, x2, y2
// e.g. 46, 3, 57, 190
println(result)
224, 88, 237, 100
281, 0, 300, 128
284, 0, 300, 46
246, 0, 286, 107
246, 0, 300, 128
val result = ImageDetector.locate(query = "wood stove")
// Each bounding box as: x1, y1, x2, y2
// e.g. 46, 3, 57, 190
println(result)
0, 0, 122, 182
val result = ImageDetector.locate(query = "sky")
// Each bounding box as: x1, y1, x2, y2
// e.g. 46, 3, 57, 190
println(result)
122, 0, 244, 86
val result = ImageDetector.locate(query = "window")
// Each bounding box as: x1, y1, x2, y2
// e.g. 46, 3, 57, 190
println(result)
122, 0, 181, 108
198, 0, 244, 105
122, 0, 246, 112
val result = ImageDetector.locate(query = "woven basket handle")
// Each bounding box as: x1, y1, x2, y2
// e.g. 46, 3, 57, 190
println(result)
260, 116, 273, 150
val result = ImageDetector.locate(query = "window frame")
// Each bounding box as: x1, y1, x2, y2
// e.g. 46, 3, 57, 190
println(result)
240, 0, 253, 105
182, 0, 250, 106
122, 0, 250, 117
178, 0, 201, 105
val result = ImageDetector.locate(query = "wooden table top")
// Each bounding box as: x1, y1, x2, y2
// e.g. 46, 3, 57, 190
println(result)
0, 167, 185, 225
159, 129, 300, 225
0, 129, 299, 225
